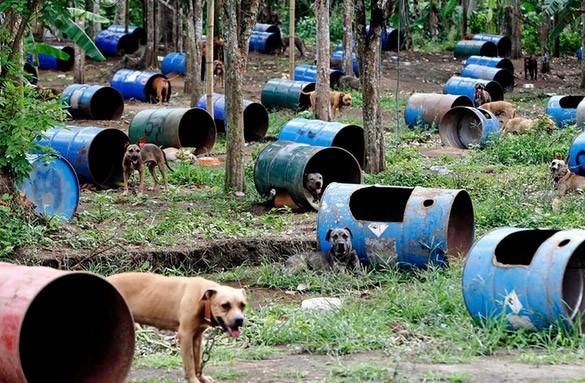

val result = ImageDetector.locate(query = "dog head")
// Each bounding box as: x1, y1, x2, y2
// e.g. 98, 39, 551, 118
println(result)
305, 172, 323, 196
213, 60, 224, 75
326, 228, 353, 256
203, 285, 247, 338
340, 93, 352, 107
550, 158, 568, 181
125, 144, 142, 166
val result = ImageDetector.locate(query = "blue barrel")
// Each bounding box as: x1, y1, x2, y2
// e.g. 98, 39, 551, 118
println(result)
95, 30, 139, 56
317, 183, 474, 268
253, 23, 281, 35
196, 93, 268, 141
460, 64, 514, 91
463, 228, 585, 331
404, 93, 473, 129
27, 46, 74, 71
161, 52, 186, 75
107, 24, 146, 44
111, 69, 170, 103
62, 84, 124, 120
37, 126, 130, 187
18, 154, 80, 221
294, 64, 345, 89
260, 78, 315, 111
454, 40, 497, 59
472, 34, 512, 57
568, 132, 585, 176
249, 31, 282, 54
381, 27, 404, 51
546, 95, 585, 128
330, 50, 359, 77
439, 106, 500, 149
278, 118, 364, 167
578, 47, 583, 63
443, 76, 504, 105
464, 56, 514, 72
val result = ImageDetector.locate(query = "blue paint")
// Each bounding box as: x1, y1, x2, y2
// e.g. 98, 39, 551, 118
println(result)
317, 183, 474, 268
578, 48, 583, 63
26, 46, 74, 71
443, 76, 504, 104
95, 30, 139, 56
249, 31, 281, 54
253, 23, 280, 34
107, 24, 146, 44
19, 154, 80, 221
568, 132, 585, 176
161, 52, 186, 75
546, 95, 585, 128
460, 64, 514, 91
331, 50, 359, 76
472, 34, 512, 57
439, 106, 500, 148
463, 228, 585, 331
111, 69, 168, 102
294, 64, 345, 87
278, 118, 364, 166
464, 56, 514, 72
62, 84, 124, 120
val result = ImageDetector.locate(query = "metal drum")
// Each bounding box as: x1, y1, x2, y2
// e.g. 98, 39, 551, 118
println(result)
111, 69, 170, 103
95, 30, 139, 56
261, 78, 315, 111
443, 76, 504, 104
439, 106, 500, 149
472, 34, 512, 57
460, 64, 514, 91
330, 50, 359, 76
249, 31, 282, 54
464, 56, 514, 72
62, 84, 124, 120
404, 93, 473, 129
546, 95, 585, 128
161, 52, 186, 75
294, 64, 345, 89
107, 24, 146, 44
454, 40, 498, 59
27, 46, 74, 71
568, 132, 585, 176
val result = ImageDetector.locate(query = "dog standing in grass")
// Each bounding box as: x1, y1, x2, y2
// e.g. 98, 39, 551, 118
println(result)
122, 143, 172, 195
302, 90, 352, 118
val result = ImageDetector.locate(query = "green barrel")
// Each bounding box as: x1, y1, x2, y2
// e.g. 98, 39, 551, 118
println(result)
454, 40, 497, 59
254, 141, 362, 210
260, 78, 315, 111
129, 107, 216, 155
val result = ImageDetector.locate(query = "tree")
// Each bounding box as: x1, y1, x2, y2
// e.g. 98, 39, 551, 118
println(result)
222, 0, 260, 192
314, 0, 332, 121
355, 0, 385, 173
509, 0, 522, 59
114, 0, 126, 25
342, 0, 354, 76
184, 0, 204, 106
73, 17, 85, 83
144, 0, 157, 67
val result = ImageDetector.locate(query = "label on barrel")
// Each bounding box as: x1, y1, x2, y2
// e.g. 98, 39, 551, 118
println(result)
368, 223, 388, 238
127, 71, 140, 82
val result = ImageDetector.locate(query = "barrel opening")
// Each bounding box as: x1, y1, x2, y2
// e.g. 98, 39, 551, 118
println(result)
480, 42, 498, 57
24, 63, 39, 85
331, 125, 365, 167
19, 273, 134, 382
243, 103, 269, 141
260, 24, 280, 34
88, 129, 129, 187
495, 37, 512, 58
145, 74, 171, 103
300, 83, 316, 109
330, 70, 344, 89
56, 46, 75, 71
384, 28, 405, 51
349, 186, 413, 222
264, 33, 283, 54
440, 107, 485, 149
494, 230, 558, 266
132, 27, 147, 44
91, 87, 125, 120
559, 96, 585, 109
452, 96, 474, 108
118, 34, 140, 55
562, 243, 585, 324
485, 81, 504, 101
493, 69, 514, 91
497, 58, 514, 72
446, 191, 474, 257
180, 108, 217, 155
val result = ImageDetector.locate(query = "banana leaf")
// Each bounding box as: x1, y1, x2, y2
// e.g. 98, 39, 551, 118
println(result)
31, 43, 71, 61
67, 7, 110, 24
50, 14, 106, 62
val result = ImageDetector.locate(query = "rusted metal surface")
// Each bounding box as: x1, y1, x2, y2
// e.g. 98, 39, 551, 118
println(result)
0, 262, 135, 382
404, 93, 473, 128
439, 106, 500, 149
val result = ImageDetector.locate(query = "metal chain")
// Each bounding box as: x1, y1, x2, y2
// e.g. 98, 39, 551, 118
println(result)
200, 328, 221, 370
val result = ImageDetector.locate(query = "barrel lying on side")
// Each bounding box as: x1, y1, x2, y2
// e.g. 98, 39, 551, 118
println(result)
107, 24, 147, 44
261, 78, 315, 111
330, 50, 359, 77
454, 40, 498, 59
28, 46, 75, 71
472, 34, 512, 57
439, 106, 500, 149
111, 69, 170, 103
254, 141, 362, 210
95, 30, 140, 56
463, 228, 585, 331
253, 23, 281, 34
317, 183, 474, 268
464, 56, 514, 72
546, 95, 585, 128
0, 262, 135, 383
249, 31, 282, 54
294, 64, 345, 89
196, 93, 268, 142
62, 84, 124, 120
460, 64, 514, 91
443, 76, 504, 105
404, 93, 473, 129
161, 52, 186, 75
129, 108, 216, 154
278, 118, 364, 167
38, 126, 129, 188
568, 132, 585, 176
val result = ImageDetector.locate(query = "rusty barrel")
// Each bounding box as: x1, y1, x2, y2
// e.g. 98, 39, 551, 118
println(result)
439, 106, 500, 149
62, 84, 124, 120
463, 228, 585, 331
546, 95, 585, 128
317, 183, 474, 268
129, 107, 216, 154
404, 93, 473, 128
0, 262, 135, 382
254, 141, 362, 211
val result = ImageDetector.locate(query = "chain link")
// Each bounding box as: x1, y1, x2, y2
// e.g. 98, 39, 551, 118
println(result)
200, 328, 221, 370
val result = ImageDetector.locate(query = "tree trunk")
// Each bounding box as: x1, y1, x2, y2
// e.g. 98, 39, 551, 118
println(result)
154, 0, 160, 51
355, 0, 385, 174
144, 0, 157, 67
114, 0, 126, 25
314, 0, 331, 121
189, 0, 204, 106
177, 4, 184, 52
510, 0, 522, 59
553, 13, 560, 58
462, 0, 467, 36
74, 18, 85, 83
93, 0, 101, 35
342, 0, 353, 76
184, 0, 196, 94
86, 0, 99, 39
539, 9, 550, 54
398, 0, 412, 50
580, 0, 585, 88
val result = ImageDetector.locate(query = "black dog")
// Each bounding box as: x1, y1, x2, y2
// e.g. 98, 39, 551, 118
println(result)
524, 55, 538, 80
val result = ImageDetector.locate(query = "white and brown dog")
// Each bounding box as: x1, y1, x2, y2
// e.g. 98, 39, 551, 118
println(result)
550, 158, 585, 210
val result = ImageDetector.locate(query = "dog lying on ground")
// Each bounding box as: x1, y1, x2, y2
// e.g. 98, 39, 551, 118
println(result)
123, 143, 172, 195
285, 228, 360, 273
338, 75, 360, 91
305, 172, 323, 204
550, 158, 585, 210
302, 90, 353, 118
163, 147, 197, 162
213, 60, 224, 88
503, 116, 556, 135
280, 36, 307, 57
149, 75, 174, 104
480, 101, 516, 126
107, 272, 246, 383
524, 55, 538, 80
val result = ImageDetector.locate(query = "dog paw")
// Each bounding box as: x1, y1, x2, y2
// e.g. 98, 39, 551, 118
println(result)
197, 375, 216, 383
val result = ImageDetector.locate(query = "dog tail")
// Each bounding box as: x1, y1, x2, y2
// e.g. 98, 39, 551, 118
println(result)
161, 146, 174, 172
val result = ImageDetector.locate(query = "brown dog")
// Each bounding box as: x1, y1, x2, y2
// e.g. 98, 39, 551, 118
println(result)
122, 143, 171, 195
504, 116, 556, 135
280, 36, 307, 57
150, 76, 172, 104
107, 273, 246, 383
480, 101, 516, 126
303, 90, 352, 118
213, 60, 224, 88
550, 158, 585, 210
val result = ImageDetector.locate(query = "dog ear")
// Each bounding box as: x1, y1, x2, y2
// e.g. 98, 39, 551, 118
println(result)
325, 228, 333, 241
201, 289, 217, 301
344, 227, 353, 237
554, 153, 563, 160
124, 141, 130, 149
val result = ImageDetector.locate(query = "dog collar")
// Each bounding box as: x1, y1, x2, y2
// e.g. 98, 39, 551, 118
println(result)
203, 299, 219, 327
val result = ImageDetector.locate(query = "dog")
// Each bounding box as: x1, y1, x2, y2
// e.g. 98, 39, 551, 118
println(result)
285, 227, 360, 273
480, 101, 516, 127
524, 55, 538, 80
474, 84, 491, 106
302, 90, 353, 118
504, 116, 556, 135
122, 143, 172, 195
213, 60, 224, 88
550, 158, 585, 210
149, 76, 173, 104
338, 75, 360, 91
163, 147, 197, 162
107, 273, 246, 383
280, 36, 306, 57
305, 172, 323, 203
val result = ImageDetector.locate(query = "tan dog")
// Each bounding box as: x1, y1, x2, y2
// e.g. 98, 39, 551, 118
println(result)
303, 90, 352, 118
213, 60, 224, 88
480, 101, 516, 126
504, 116, 556, 135
107, 273, 246, 383
122, 143, 172, 195
550, 158, 585, 210
150, 76, 172, 104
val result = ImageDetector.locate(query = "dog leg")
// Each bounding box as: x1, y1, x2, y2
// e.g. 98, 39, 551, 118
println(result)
138, 166, 145, 194
193, 331, 215, 383
160, 165, 168, 191
148, 164, 159, 191
122, 170, 129, 195
179, 328, 199, 383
